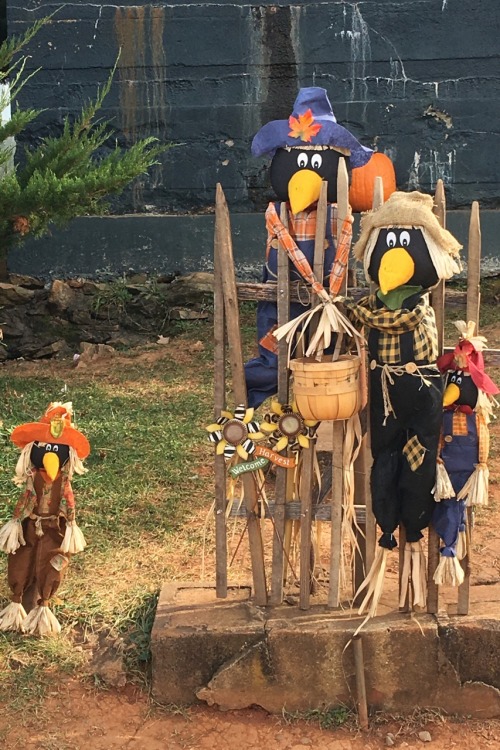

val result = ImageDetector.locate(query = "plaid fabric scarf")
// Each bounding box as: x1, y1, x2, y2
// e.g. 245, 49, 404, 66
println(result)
345, 294, 439, 365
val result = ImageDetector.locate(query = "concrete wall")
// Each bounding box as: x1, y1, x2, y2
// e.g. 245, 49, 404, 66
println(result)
6, 1, 500, 277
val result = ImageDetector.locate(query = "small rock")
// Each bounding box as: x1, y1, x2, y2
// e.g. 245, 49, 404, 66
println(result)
8, 273, 45, 289
0, 282, 35, 306
170, 307, 208, 320
300, 739, 312, 746
9, 654, 29, 669
157, 335, 170, 345
189, 340, 205, 352
386, 733, 395, 746
418, 731, 432, 743
48, 279, 76, 312
32, 339, 71, 359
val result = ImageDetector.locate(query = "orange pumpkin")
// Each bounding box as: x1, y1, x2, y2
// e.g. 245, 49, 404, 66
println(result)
349, 152, 396, 212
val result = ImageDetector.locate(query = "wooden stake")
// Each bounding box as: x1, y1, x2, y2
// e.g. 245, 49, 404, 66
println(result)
299, 182, 328, 609
431, 180, 447, 351
299, 445, 315, 609
427, 179, 447, 614
270, 203, 291, 605
458, 200, 481, 616
466, 201, 481, 329
328, 160, 349, 608
353, 634, 369, 730
215, 184, 268, 605
214, 199, 227, 598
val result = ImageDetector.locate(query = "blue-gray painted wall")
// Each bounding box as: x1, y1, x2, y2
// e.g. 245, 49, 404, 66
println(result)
6, 1, 500, 278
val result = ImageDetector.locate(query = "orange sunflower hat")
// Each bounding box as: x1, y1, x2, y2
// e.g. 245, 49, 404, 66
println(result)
10, 402, 90, 459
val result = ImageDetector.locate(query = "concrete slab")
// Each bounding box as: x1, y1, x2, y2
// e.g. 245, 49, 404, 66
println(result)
151, 582, 500, 717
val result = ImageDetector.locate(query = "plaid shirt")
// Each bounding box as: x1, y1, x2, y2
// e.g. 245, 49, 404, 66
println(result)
265, 202, 353, 296
439, 410, 489, 464
344, 293, 439, 365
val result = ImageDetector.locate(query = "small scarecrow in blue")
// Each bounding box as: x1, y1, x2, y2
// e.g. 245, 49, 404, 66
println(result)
432, 322, 499, 586
342, 191, 462, 616
244, 87, 373, 408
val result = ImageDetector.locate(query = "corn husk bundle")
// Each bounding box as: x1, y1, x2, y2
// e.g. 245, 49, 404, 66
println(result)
22, 604, 61, 636
433, 555, 465, 587
274, 292, 364, 362
0, 518, 25, 554
0, 601, 27, 632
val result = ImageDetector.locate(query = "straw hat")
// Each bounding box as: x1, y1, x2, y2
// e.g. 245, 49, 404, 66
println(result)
353, 191, 462, 282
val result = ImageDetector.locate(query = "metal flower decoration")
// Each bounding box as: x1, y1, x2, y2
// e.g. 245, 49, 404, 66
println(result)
206, 404, 264, 460
260, 401, 318, 452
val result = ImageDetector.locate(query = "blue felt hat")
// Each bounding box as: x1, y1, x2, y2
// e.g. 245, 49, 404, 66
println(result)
251, 87, 373, 168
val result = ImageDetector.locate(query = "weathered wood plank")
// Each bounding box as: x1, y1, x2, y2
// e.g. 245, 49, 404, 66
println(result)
215, 183, 268, 606
235, 282, 469, 307
270, 203, 291, 605
328, 159, 349, 609
458, 200, 481, 616
427, 179, 447, 614
299, 182, 328, 610
213, 199, 228, 598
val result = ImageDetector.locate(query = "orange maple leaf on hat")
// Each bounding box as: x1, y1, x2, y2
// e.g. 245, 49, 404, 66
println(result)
288, 109, 322, 143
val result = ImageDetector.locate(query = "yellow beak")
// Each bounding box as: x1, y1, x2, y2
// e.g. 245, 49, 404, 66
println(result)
43, 452, 60, 481
443, 382, 460, 407
288, 170, 323, 214
378, 247, 415, 295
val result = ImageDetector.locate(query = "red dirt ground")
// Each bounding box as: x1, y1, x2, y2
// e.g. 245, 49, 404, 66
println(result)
3, 679, 499, 750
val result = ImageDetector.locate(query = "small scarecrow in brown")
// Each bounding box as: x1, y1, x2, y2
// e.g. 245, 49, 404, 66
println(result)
0, 402, 90, 635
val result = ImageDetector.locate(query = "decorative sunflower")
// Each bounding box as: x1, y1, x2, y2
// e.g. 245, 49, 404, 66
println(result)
206, 404, 265, 460
260, 401, 318, 452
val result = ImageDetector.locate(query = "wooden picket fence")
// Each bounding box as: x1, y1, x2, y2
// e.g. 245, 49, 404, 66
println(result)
212, 174, 498, 615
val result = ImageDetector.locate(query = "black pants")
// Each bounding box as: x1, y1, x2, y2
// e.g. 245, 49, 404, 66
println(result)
369, 367, 443, 546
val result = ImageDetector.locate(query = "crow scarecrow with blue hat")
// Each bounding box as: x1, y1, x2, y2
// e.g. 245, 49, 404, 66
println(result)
0, 402, 90, 636
342, 191, 462, 617
432, 321, 499, 586
244, 87, 373, 407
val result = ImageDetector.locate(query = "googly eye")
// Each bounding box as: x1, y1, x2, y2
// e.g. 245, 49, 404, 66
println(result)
386, 231, 397, 248
399, 231, 410, 247
297, 153, 308, 169
456, 376, 462, 385
52, 445, 59, 453
45, 444, 52, 452
311, 153, 322, 170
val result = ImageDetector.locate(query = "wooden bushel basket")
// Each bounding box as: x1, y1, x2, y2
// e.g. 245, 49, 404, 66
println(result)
289, 354, 362, 421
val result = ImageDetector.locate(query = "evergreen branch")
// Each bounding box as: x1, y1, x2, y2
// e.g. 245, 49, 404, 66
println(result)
0, 109, 40, 141
0, 138, 169, 242
0, 14, 56, 73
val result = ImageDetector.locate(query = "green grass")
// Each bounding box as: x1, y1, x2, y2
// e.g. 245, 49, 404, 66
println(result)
282, 704, 353, 730
0, 285, 498, 720
0, 329, 217, 710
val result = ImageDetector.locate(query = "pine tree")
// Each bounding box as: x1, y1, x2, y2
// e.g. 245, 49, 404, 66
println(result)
0, 15, 168, 275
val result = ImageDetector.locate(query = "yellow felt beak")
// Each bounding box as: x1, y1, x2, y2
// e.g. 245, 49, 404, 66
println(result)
43, 451, 60, 481
378, 247, 415, 295
443, 382, 460, 407
288, 170, 323, 214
